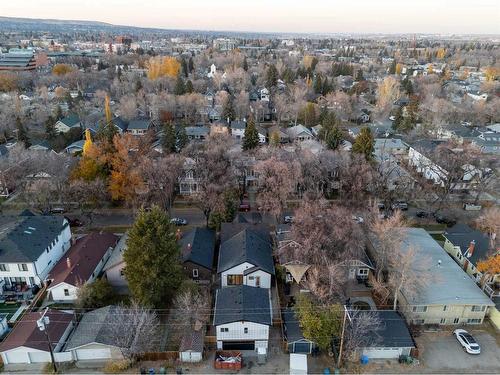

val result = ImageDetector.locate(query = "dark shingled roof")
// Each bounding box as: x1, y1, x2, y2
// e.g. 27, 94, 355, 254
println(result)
0, 216, 68, 262
179, 227, 216, 269
127, 119, 151, 130
444, 224, 491, 267
218, 229, 274, 275
283, 308, 313, 343
59, 114, 80, 127
362, 311, 415, 348
214, 286, 271, 326
0, 310, 73, 352
220, 222, 270, 243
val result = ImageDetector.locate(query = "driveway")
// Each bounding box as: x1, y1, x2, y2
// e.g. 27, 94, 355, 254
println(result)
415, 329, 500, 373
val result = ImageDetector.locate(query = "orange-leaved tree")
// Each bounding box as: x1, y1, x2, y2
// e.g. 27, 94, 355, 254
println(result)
146, 56, 181, 80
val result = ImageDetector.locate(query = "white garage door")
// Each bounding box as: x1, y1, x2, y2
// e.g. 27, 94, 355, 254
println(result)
75, 348, 111, 360
363, 347, 402, 359
5, 351, 29, 364
180, 351, 202, 362
28, 351, 50, 363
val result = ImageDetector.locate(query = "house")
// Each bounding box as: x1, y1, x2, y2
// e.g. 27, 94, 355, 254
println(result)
286, 125, 314, 142
358, 310, 415, 359
65, 306, 125, 361
0, 216, 71, 288
283, 309, 316, 354
47, 233, 119, 302
180, 228, 216, 284
28, 141, 51, 152
127, 119, 152, 136
407, 139, 448, 185
374, 138, 408, 161
102, 234, 128, 294
218, 228, 274, 289
230, 120, 246, 140
0, 313, 9, 337
185, 126, 209, 141
395, 228, 494, 325
214, 285, 272, 351
0, 310, 73, 364
179, 327, 204, 363
443, 224, 498, 296
64, 140, 84, 154
178, 157, 200, 195
54, 114, 81, 133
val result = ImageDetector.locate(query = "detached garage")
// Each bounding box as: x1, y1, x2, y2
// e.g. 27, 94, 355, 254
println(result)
283, 309, 315, 354
359, 311, 415, 360
0, 310, 74, 365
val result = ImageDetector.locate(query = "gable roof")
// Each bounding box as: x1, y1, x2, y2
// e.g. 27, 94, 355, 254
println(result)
127, 119, 151, 130
287, 125, 313, 139
102, 233, 127, 271
283, 308, 313, 343
444, 224, 492, 267
218, 229, 274, 275
65, 305, 120, 350
213, 285, 271, 326
58, 114, 80, 127
0, 216, 68, 262
360, 310, 415, 348
179, 328, 204, 352
48, 233, 118, 287
398, 228, 494, 306
179, 227, 216, 269
0, 310, 73, 352
220, 222, 270, 244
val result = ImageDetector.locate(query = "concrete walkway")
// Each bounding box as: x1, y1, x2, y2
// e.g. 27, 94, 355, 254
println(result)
349, 296, 376, 310
8, 302, 27, 323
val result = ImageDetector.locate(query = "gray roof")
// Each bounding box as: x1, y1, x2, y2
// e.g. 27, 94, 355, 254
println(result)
59, 114, 80, 127
65, 306, 120, 350
186, 126, 209, 137
102, 233, 127, 271
220, 222, 270, 243
179, 329, 204, 352
65, 140, 84, 151
180, 227, 215, 269
218, 229, 274, 275
127, 119, 151, 130
361, 311, 415, 348
444, 224, 491, 268
283, 308, 313, 343
0, 216, 68, 262
213, 286, 271, 326
398, 228, 494, 306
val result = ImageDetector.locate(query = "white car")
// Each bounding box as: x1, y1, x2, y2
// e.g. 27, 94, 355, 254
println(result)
453, 329, 481, 354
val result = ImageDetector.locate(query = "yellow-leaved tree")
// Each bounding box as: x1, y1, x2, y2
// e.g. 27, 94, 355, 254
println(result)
484, 67, 499, 82
147, 56, 181, 80
52, 64, 74, 76
105, 94, 112, 124
477, 255, 500, 286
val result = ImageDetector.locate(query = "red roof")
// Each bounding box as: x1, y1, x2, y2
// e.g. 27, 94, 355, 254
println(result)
0, 310, 73, 352
48, 233, 118, 287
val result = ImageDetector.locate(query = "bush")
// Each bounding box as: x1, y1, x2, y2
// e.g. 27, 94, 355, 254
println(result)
103, 360, 132, 374
76, 278, 117, 309
42, 362, 57, 374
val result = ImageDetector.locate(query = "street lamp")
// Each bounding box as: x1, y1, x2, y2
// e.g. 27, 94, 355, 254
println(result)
37, 308, 57, 373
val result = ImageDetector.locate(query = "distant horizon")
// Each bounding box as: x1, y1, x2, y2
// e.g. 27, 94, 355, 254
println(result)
2, 0, 500, 35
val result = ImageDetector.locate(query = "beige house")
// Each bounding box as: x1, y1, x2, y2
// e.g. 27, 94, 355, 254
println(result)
102, 234, 129, 294
396, 228, 494, 325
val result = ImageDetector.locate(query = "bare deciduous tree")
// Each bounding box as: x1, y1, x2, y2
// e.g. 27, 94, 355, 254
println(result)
343, 310, 381, 362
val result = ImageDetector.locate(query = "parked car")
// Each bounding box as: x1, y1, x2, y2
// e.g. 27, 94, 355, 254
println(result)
284, 215, 294, 224
463, 203, 482, 211
50, 207, 65, 214
64, 216, 83, 227
391, 200, 408, 211
352, 215, 364, 224
453, 329, 480, 354
238, 203, 250, 212
416, 211, 429, 218
434, 214, 456, 226
170, 218, 188, 226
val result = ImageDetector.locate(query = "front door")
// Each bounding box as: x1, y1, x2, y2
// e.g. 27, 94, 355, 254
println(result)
255, 276, 261, 288
349, 268, 356, 279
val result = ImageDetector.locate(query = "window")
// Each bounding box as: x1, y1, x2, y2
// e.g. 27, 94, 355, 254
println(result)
358, 269, 369, 275
244, 328, 248, 334
443, 305, 447, 312
120, 269, 125, 277
192, 269, 199, 278
453, 318, 460, 324
412, 306, 427, 313
0, 264, 8, 272
467, 319, 481, 324
248, 276, 254, 280
64, 289, 69, 296
227, 275, 243, 285
440, 318, 446, 324
18, 264, 28, 272
413, 319, 425, 324
471, 305, 483, 312
220, 327, 229, 333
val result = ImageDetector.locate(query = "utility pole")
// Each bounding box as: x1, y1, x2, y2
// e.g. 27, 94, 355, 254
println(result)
37, 308, 57, 373
336, 305, 348, 369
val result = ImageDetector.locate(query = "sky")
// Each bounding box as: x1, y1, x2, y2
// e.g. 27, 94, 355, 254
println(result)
2, 0, 500, 35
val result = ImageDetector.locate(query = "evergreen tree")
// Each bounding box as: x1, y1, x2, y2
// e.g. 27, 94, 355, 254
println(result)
222, 95, 235, 122
389, 60, 397, 74
174, 76, 185, 95
16, 117, 30, 148
266, 64, 278, 87
44, 116, 57, 140
325, 126, 343, 150
319, 112, 343, 150
352, 127, 374, 161
392, 106, 404, 130
162, 122, 177, 153
242, 57, 248, 71
123, 206, 184, 308
181, 58, 189, 78
355, 69, 364, 81
185, 80, 194, 94
188, 57, 194, 73
176, 125, 188, 151
313, 74, 323, 95
54, 105, 63, 121
242, 117, 259, 151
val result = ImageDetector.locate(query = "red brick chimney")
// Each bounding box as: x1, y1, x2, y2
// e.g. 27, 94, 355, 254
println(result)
466, 240, 476, 258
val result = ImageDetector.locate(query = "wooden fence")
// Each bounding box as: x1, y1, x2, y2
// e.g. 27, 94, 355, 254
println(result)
138, 352, 179, 361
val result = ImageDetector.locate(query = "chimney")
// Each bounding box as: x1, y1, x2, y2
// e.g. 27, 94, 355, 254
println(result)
66, 257, 71, 269
466, 240, 476, 258
175, 229, 182, 240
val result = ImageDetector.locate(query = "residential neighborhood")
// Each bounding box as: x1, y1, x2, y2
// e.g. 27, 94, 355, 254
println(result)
0, 2, 499, 374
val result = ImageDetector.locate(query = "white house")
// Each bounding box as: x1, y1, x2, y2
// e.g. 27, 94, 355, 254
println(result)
47, 233, 118, 302
214, 286, 272, 352
178, 158, 200, 196
286, 125, 314, 142
0, 313, 9, 337
408, 139, 448, 185
0, 216, 72, 288
54, 114, 81, 133
217, 229, 274, 289
0, 310, 74, 364
102, 234, 129, 294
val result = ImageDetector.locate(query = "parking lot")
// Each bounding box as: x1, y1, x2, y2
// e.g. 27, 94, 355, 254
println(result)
415, 329, 500, 373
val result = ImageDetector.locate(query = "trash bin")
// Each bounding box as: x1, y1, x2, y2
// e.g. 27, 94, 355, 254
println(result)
360, 355, 369, 365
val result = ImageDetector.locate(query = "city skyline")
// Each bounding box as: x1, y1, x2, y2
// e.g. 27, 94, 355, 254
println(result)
2, 0, 500, 35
